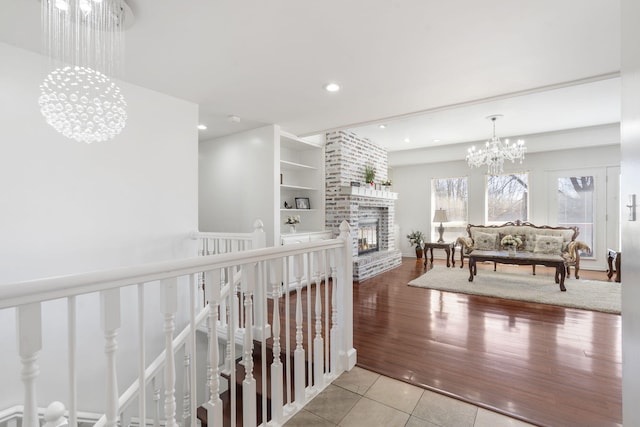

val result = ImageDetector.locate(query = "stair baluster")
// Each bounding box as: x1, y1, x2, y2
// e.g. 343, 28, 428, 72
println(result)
283, 256, 292, 407
152, 376, 160, 427
187, 274, 198, 427
241, 263, 257, 427
313, 251, 325, 389
293, 254, 306, 406
160, 278, 178, 427
306, 252, 313, 388
182, 350, 191, 426
227, 265, 238, 427
324, 250, 330, 377
67, 295, 78, 427
330, 260, 339, 375
205, 269, 223, 426
269, 259, 284, 424
101, 289, 121, 427
137, 284, 146, 427
17, 303, 42, 427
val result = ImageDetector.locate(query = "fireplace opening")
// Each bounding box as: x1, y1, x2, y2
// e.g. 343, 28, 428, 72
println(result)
358, 220, 380, 255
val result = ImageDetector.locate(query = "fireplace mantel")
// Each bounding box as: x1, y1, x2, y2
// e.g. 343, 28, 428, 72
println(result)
340, 186, 398, 200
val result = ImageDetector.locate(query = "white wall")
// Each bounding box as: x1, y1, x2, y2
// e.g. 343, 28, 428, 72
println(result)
391, 127, 620, 270
621, 0, 640, 424
0, 43, 199, 412
199, 125, 277, 245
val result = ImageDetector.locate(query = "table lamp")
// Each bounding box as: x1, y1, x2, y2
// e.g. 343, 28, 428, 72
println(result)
433, 209, 448, 243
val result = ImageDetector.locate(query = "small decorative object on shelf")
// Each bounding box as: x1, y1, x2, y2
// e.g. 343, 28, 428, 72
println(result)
284, 201, 292, 209
501, 234, 522, 256
381, 179, 392, 190
295, 197, 310, 209
364, 164, 376, 187
285, 215, 300, 233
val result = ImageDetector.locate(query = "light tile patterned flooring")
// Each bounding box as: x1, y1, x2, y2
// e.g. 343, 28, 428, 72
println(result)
284, 367, 534, 427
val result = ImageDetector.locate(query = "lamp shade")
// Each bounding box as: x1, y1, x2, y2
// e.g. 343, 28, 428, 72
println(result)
433, 209, 448, 223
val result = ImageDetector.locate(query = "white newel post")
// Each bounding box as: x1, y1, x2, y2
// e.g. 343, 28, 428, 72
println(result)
312, 252, 325, 389
100, 289, 121, 427
293, 254, 306, 406
269, 259, 284, 424
241, 263, 257, 427
160, 278, 178, 427
252, 219, 267, 249
337, 221, 357, 371
17, 303, 42, 427
205, 269, 223, 427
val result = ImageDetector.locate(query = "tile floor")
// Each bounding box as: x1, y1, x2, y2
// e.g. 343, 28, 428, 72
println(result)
283, 367, 535, 427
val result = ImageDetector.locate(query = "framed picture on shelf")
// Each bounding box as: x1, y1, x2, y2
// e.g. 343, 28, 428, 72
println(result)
295, 197, 310, 209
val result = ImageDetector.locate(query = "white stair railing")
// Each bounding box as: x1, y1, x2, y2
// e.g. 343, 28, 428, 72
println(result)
0, 221, 355, 427
193, 219, 266, 257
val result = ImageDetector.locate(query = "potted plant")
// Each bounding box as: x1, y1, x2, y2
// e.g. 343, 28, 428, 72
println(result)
285, 215, 300, 233
406, 230, 425, 259
364, 164, 376, 187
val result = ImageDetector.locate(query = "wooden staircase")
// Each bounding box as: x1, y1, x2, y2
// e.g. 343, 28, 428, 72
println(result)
197, 341, 311, 427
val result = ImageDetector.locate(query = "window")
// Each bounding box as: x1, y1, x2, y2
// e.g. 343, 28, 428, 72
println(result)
431, 177, 468, 242
487, 173, 529, 223
558, 176, 594, 253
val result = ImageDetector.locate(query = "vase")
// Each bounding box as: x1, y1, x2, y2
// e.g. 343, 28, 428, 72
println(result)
508, 246, 516, 256
289, 224, 296, 233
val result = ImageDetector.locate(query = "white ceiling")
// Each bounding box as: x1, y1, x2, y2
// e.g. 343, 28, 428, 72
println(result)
0, 0, 621, 151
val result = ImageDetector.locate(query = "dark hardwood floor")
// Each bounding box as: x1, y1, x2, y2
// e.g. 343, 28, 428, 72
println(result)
353, 258, 622, 427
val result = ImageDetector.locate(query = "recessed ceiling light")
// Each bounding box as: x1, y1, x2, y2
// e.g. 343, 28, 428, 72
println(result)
324, 83, 340, 92
433, 139, 441, 143
404, 138, 411, 143
228, 115, 241, 123
197, 124, 207, 130
378, 124, 387, 129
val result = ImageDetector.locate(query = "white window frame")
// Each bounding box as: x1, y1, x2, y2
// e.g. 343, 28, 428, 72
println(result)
431, 176, 468, 243
485, 172, 530, 225
547, 168, 607, 264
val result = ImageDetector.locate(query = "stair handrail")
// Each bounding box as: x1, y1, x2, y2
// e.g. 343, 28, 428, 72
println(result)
0, 239, 335, 309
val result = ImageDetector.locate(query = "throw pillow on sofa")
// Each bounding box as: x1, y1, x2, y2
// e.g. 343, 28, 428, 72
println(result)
533, 235, 564, 255
473, 231, 498, 251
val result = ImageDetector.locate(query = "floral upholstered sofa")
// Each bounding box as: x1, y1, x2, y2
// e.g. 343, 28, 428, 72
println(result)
456, 220, 591, 279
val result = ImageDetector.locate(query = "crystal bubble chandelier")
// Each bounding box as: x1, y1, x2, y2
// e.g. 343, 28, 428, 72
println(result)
39, 0, 131, 143
466, 115, 526, 175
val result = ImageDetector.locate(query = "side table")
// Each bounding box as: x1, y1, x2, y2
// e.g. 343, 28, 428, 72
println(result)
607, 249, 621, 283
423, 242, 455, 268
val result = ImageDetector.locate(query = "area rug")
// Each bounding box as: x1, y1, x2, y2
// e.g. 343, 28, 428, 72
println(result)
408, 266, 620, 314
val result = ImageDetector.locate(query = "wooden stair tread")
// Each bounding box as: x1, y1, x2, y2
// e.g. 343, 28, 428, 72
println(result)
198, 341, 312, 427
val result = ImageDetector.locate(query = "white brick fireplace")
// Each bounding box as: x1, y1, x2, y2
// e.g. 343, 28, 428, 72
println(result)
325, 131, 402, 281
